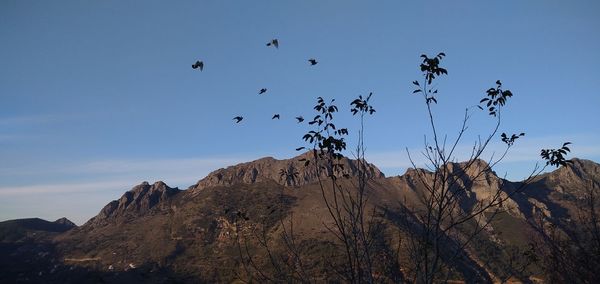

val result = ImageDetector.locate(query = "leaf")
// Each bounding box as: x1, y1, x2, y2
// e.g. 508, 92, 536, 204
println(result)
413, 89, 422, 94
413, 80, 420, 86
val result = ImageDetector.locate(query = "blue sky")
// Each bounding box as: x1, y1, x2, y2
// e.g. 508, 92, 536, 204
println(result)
1, 0, 599, 224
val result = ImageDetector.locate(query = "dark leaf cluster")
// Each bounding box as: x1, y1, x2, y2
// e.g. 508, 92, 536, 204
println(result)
419, 53, 448, 85
479, 80, 513, 116
541, 142, 573, 167
299, 97, 349, 172
350, 92, 376, 115
500, 132, 525, 146
412, 53, 445, 106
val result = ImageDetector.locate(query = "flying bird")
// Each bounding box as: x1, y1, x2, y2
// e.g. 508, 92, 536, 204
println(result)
233, 116, 243, 123
259, 88, 267, 95
192, 60, 204, 71
266, 39, 279, 49
308, 58, 318, 65
295, 116, 304, 123
272, 114, 280, 120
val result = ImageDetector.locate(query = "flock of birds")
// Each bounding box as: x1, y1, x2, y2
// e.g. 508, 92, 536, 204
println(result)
192, 38, 318, 124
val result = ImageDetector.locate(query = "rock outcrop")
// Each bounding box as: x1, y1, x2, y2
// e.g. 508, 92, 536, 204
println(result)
190, 151, 385, 190
86, 181, 180, 226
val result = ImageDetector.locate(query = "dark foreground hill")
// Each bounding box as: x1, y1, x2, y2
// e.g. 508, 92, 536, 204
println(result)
0, 217, 76, 243
1, 153, 599, 283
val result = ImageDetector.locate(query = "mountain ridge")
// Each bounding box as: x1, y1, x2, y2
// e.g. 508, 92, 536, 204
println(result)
3, 153, 597, 283
87, 153, 599, 226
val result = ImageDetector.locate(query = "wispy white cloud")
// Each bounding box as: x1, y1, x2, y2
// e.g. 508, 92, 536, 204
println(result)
0, 156, 252, 196
367, 134, 600, 171
0, 180, 133, 196
68, 157, 247, 175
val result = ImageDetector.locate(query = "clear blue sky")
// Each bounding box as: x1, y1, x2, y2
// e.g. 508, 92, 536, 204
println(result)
1, 0, 599, 224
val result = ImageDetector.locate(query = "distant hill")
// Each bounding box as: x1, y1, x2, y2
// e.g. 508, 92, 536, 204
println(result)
0, 217, 76, 243
1, 153, 599, 283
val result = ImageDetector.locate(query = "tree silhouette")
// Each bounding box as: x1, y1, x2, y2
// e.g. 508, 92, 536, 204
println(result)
233, 52, 574, 283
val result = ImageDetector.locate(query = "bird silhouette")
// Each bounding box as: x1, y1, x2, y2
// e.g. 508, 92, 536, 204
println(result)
308, 58, 318, 65
192, 60, 204, 71
266, 39, 279, 49
233, 116, 243, 123
259, 88, 267, 95
295, 116, 304, 123
272, 114, 280, 120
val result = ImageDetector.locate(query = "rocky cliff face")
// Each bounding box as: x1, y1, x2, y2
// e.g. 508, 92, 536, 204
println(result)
190, 151, 385, 190
86, 181, 180, 226
388, 159, 525, 217
540, 158, 600, 195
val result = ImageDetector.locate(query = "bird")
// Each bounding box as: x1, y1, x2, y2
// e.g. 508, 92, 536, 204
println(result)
295, 116, 304, 123
266, 39, 279, 49
259, 88, 267, 95
233, 116, 243, 123
272, 114, 280, 120
308, 58, 318, 65
192, 60, 204, 71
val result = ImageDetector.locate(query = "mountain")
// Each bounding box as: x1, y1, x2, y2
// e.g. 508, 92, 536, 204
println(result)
2, 153, 599, 283
190, 150, 384, 189
85, 181, 181, 227
0, 217, 76, 243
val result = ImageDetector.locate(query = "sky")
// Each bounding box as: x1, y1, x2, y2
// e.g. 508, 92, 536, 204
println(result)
1, 0, 599, 224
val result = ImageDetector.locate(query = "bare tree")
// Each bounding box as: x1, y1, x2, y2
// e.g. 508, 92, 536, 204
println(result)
298, 94, 397, 283
233, 93, 392, 283
401, 53, 566, 283
234, 53, 573, 283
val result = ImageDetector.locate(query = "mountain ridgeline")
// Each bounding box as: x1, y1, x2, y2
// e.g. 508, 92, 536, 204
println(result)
2, 152, 599, 283
191, 151, 385, 189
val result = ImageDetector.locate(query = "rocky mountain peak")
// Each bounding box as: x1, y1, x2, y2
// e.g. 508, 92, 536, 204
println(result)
53, 217, 76, 228
540, 158, 600, 195
86, 181, 180, 226
190, 151, 385, 190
